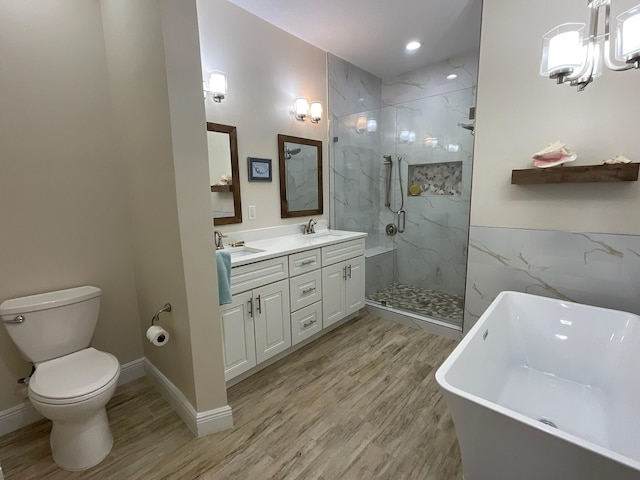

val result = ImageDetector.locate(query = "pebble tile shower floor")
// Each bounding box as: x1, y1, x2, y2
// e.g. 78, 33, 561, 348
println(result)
368, 283, 464, 325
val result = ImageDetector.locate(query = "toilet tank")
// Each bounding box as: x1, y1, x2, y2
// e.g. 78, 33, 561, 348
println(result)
0, 286, 102, 364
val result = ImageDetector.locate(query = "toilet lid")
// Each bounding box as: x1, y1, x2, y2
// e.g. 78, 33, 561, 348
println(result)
30, 348, 120, 400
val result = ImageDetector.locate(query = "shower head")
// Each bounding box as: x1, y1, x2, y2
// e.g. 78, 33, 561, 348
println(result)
458, 122, 475, 135
382, 155, 392, 165
285, 147, 302, 159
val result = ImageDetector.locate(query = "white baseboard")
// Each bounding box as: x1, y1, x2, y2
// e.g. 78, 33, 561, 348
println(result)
0, 356, 146, 438
0, 400, 42, 438
143, 359, 233, 437
118, 357, 146, 386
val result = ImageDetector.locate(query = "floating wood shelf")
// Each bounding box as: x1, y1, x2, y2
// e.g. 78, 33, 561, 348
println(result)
211, 184, 232, 192
511, 163, 639, 185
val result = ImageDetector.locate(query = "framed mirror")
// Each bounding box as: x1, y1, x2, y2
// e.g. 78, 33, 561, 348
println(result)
207, 122, 242, 225
277, 134, 323, 218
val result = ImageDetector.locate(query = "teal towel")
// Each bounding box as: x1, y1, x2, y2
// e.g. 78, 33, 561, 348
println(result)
216, 250, 232, 305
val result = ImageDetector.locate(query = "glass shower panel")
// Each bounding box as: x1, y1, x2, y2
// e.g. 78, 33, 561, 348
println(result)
386, 88, 475, 326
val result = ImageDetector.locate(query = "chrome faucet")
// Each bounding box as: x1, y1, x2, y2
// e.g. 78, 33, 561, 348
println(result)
303, 218, 317, 235
214, 230, 227, 250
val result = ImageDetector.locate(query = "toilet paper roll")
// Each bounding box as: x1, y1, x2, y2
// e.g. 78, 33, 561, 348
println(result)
146, 325, 170, 347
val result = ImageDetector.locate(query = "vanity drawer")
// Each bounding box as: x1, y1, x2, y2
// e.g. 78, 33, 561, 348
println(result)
288, 248, 321, 276
321, 238, 365, 266
291, 301, 322, 346
289, 269, 322, 312
230, 256, 288, 295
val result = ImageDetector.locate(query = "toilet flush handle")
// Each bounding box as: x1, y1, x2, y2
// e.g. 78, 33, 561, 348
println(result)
4, 315, 25, 324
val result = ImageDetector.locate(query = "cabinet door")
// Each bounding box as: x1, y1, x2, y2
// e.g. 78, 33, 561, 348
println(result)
220, 291, 256, 381
254, 280, 291, 363
345, 256, 365, 316
322, 262, 346, 328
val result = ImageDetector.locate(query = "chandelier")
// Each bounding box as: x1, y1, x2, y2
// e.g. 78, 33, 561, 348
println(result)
540, 0, 640, 91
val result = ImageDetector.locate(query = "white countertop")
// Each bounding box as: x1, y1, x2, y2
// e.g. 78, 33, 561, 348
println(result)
220, 228, 367, 267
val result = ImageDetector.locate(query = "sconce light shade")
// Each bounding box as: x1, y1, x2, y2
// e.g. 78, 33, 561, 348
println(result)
356, 116, 367, 133
367, 118, 377, 133
207, 72, 227, 102
408, 131, 416, 143
294, 97, 310, 121
310, 101, 323, 123
616, 6, 640, 62
399, 130, 410, 143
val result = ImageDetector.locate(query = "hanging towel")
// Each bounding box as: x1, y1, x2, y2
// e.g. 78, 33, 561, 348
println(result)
216, 250, 232, 305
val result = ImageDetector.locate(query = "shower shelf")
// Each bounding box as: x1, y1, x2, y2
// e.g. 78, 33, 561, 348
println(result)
511, 163, 639, 185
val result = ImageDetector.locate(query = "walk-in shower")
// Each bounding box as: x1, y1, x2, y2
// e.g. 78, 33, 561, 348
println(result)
328, 52, 479, 332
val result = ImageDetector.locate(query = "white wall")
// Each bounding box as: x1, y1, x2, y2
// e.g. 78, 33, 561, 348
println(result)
196, 0, 329, 232
101, 0, 228, 412
472, 0, 640, 235
0, 1, 143, 412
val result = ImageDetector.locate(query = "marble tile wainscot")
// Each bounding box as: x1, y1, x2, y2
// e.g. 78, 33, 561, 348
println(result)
464, 226, 640, 332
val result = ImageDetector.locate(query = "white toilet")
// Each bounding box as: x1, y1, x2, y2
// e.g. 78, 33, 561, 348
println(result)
0, 286, 120, 471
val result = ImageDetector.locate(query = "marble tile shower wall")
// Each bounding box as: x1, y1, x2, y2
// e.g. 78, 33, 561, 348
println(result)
328, 53, 383, 247
464, 226, 640, 332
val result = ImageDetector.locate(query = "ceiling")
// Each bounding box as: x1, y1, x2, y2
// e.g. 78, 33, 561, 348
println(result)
226, 0, 483, 78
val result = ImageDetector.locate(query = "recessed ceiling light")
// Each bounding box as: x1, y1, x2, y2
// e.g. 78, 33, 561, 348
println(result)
446, 73, 458, 80
405, 41, 421, 51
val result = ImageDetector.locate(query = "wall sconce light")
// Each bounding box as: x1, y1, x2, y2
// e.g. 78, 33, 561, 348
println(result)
293, 97, 310, 121
310, 101, 323, 123
399, 130, 416, 143
425, 137, 439, 147
293, 98, 323, 123
540, 1, 640, 91
367, 118, 378, 134
356, 116, 376, 134
204, 71, 227, 102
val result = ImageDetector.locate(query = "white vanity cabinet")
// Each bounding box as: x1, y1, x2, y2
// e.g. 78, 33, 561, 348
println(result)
221, 258, 291, 381
321, 239, 365, 328
288, 249, 323, 345
220, 232, 366, 382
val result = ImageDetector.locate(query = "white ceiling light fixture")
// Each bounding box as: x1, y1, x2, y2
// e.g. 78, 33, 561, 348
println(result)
540, 1, 640, 91
405, 40, 422, 51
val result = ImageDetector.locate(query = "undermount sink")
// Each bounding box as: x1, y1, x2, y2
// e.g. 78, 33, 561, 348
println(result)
304, 230, 347, 243
223, 246, 265, 259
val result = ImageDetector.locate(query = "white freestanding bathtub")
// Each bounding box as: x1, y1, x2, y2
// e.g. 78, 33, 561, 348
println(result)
436, 291, 640, 480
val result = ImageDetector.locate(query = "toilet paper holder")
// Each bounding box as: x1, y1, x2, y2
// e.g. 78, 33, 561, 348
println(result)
151, 303, 172, 326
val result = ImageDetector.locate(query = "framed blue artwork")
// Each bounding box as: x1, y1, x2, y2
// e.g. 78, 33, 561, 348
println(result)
248, 157, 272, 182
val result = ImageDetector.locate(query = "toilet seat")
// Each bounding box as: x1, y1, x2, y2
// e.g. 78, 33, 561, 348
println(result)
29, 348, 120, 405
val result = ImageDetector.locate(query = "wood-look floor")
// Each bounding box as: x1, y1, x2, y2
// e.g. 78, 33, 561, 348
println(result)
0, 313, 462, 479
